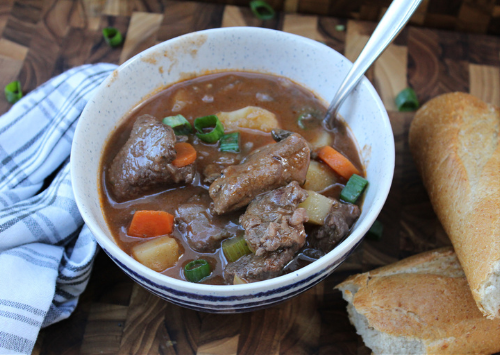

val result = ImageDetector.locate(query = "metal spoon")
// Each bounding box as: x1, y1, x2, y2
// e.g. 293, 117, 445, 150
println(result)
324, 0, 422, 129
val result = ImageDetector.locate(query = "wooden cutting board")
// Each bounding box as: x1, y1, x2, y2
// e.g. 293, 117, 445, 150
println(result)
1, 1, 500, 354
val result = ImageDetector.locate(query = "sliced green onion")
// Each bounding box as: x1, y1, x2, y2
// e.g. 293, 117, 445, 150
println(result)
102, 27, 123, 47
366, 220, 383, 241
184, 259, 211, 283
163, 114, 192, 135
340, 174, 368, 203
194, 115, 224, 143
297, 109, 322, 130
395, 87, 419, 112
222, 235, 252, 262
335, 24, 346, 32
5, 81, 22, 104
250, 0, 275, 20
220, 132, 240, 152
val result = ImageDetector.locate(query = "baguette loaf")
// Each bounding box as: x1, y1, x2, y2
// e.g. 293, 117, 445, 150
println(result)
336, 248, 500, 355
409, 92, 500, 318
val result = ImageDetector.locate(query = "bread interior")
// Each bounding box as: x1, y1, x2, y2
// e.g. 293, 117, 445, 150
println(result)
336, 249, 464, 354
480, 260, 500, 319
341, 282, 425, 355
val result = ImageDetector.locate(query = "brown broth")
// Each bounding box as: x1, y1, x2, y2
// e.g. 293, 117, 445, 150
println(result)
99, 71, 364, 285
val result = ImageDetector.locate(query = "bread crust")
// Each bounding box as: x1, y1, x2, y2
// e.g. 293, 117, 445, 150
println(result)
408, 92, 500, 318
336, 248, 500, 355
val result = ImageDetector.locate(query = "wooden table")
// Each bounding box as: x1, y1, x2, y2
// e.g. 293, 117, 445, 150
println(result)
1, 1, 500, 354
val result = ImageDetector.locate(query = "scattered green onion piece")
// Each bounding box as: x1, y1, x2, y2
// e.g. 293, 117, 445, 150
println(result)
297, 110, 322, 130
194, 115, 225, 143
395, 87, 419, 112
366, 220, 383, 241
184, 259, 211, 283
162, 114, 192, 135
335, 24, 345, 32
5, 81, 22, 104
102, 27, 123, 47
340, 174, 368, 203
222, 235, 252, 262
250, 0, 276, 20
220, 132, 240, 152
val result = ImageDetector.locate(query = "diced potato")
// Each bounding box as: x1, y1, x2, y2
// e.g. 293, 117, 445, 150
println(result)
309, 131, 333, 151
217, 106, 279, 132
298, 191, 334, 225
303, 161, 338, 192
132, 236, 181, 272
233, 275, 249, 285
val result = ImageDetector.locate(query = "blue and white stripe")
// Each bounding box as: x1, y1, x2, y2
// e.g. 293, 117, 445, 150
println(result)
102, 238, 362, 313
0, 64, 116, 355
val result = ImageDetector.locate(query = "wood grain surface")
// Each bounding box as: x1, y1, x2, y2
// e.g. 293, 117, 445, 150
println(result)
85, 0, 500, 37
1, 1, 500, 354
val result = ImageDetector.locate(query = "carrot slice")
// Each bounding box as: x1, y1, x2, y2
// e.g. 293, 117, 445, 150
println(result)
171, 142, 197, 167
128, 210, 174, 238
317, 146, 360, 180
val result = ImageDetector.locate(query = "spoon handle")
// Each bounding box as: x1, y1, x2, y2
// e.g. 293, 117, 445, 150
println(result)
324, 0, 422, 128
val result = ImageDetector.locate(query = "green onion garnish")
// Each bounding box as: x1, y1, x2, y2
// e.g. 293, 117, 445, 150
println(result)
297, 109, 322, 130
395, 87, 419, 112
366, 220, 383, 241
102, 27, 123, 47
340, 174, 368, 203
163, 114, 192, 135
222, 235, 252, 262
184, 259, 211, 283
335, 24, 345, 32
194, 115, 225, 143
220, 132, 240, 152
250, 0, 275, 20
5, 81, 22, 104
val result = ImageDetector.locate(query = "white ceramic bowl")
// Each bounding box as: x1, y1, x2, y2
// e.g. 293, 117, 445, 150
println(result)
71, 27, 394, 313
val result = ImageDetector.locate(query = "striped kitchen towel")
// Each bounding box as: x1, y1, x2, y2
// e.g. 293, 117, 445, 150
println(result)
0, 63, 117, 355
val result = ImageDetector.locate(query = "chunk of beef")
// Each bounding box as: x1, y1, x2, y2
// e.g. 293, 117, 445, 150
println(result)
272, 129, 316, 158
203, 153, 241, 184
240, 181, 308, 256
308, 200, 361, 252
224, 182, 309, 284
108, 114, 196, 201
271, 129, 293, 142
203, 164, 224, 184
223, 248, 296, 284
209, 133, 310, 214
176, 194, 239, 253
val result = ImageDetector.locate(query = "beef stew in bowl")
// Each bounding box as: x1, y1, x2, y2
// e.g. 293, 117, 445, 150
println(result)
100, 71, 366, 285
72, 27, 393, 312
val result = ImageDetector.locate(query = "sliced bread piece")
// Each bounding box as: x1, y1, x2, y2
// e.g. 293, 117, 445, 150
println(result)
336, 247, 500, 355
409, 92, 500, 318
